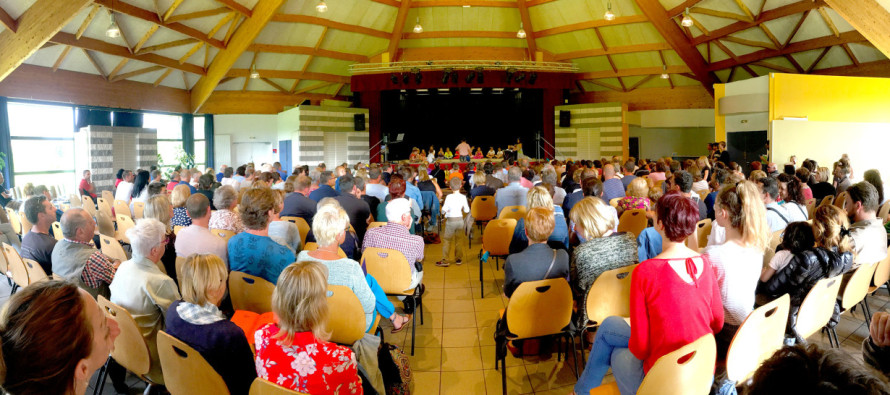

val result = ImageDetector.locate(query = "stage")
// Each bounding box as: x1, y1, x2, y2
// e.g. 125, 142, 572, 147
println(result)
405, 159, 544, 171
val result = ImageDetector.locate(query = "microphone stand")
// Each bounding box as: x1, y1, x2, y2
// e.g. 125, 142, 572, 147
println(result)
368, 134, 389, 163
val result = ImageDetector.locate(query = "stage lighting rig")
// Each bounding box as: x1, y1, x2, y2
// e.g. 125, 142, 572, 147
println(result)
391, 73, 399, 84
466, 70, 476, 83
515, 72, 526, 83
505, 68, 516, 83
412, 67, 422, 83
402, 73, 411, 84
528, 72, 537, 85
442, 68, 453, 84
475, 67, 484, 83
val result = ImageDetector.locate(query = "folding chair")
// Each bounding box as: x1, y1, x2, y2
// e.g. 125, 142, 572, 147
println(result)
210, 228, 236, 244
96, 211, 116, 238
795, 275, 843, 347
52, 221, 63, 240
97, 198, 114, 221
868, 247, 890, 295
368, 221, 387, 229
3, 243, 30, 294
157, 331, 229, 395
5, 208, 21, 236
479, 218, 516, 298
133, 201, 145, 219
725, 294, 790, 384
249, 378, 307, 395
116, 214, 136, 244
94, 296, 161, 394
22, 258, 48, 284
581, 264, 638, 361
361, 247, 423, 355
102, 190, 115, 203
114, 200, 132, 218
818, 195, 834, 207
326, 285, 382, 345
229, 271, 275, 314
833, 261, 879, 336
498, 205, 526, 221
280, 216, 310, 246
470, 196, 498, 242
301, 242, 346, 258
99, 234, 129, 262
616, 209, 647, 237
833, 192, 848, 210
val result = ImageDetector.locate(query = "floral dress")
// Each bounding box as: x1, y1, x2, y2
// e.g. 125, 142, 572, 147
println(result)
209, 209, 245, 233
617, 196, 650, 213
254, 324, 362, 394
172, 206, 192, 227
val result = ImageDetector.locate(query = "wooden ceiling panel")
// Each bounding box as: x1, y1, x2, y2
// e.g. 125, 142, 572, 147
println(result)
598, 22, 666, 47
255, 53, 310, 70
124, 67, 169, 85
531, 0, 642, 32
214, 75, 245, 90
398, 37, 526, 48
255, 22, 325, 46
849, 42, 887, 64
719, 37, 764, 56
572, 55, 617, 72
760, 13, 805, 44
280, 0, 398, 31
320, 30, 389, 56
535, 29, 603, 54
789, 8, 834, 42
610, 51, 665, 69
305, 57, 353, 75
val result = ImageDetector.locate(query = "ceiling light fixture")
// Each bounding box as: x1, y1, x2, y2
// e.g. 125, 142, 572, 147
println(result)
681, 8, 694, 27
476, 67, 484, 83
463, 4, 470, 7
517, 22, 526, 38
660, 65, 670, 79
316, 0, 328, 13
249, 64, 260, 79
413, 17, 423, 34
106, 11, 121, 38
604, 1, 615, 21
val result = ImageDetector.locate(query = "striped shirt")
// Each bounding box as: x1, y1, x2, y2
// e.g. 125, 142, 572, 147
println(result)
362, 223, 425, 274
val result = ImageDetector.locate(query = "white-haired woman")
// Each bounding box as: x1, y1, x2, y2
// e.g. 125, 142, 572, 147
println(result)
209, 185, 244, 233
109, 218, 181, 386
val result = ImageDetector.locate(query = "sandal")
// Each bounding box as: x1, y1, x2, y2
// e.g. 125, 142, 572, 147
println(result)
391, 314, 412, 333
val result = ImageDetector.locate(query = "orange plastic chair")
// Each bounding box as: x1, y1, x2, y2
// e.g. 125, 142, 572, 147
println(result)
479, 218, 517, 298
498, 205, 527, 221
361, 247, 423, 355
616, 209, 647, 237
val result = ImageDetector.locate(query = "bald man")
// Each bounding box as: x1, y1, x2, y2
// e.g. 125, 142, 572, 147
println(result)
601, 164, 626, 203
51, 208, 119, 299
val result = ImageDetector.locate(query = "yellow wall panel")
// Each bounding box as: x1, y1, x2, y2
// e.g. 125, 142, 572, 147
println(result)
771, 73, 890, 123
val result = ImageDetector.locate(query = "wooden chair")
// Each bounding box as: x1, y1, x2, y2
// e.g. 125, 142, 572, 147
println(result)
97, 211, 116, 238
69, 194, 83, 208
762, 229, 784, 269
114, 200, 132, 218
173, 226, 185, 235
833, 192, 849, 210
19, 212, 33, 236
806, 199, 817, 219
470, 196, 498, 238
22, 258, 48, 284
157, 331, 229, 395
94, 296, 158, 393
116, 214, 136, 244
280, 216, 310, 246
582, 264, 638, 360
498, 205, 527, 221
102, 190, 115, 203
133, 201, 145, 219
795, 275, 843, 346
99, 234, 129, 262
210, 228, 236, 244
361, 247, 424, 355
326, 285, 381, 345
818, 195, 834, 207
479, 218, 517, 298
869, 247, 890, 294
695, 219, 712, 251
725, 294, 790, 384
368, 221, 387, 229
3, 243, 30, 294
175, 256, 187, 286
616, 209, 647, 237
636, 334, 716, 394
301, 242, 347, 258
82, 195, 96, 215
609, 197, 621, 208
833, 261, 880, 338
51, 221, 63, 240
499, 278, 578, 394
97, 197, 113, 219
249, 378, 307, 395
229, 271, 275, 314
878, 202, 890, 223
5, 208, 21, 236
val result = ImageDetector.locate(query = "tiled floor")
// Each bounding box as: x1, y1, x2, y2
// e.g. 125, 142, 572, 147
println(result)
1, 230, 883, 395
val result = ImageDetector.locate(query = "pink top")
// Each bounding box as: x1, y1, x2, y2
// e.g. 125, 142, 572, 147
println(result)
648, 172, 666, 182
456, 142, 471, 156
802, 186, 813, 201
629, 256, 724, 372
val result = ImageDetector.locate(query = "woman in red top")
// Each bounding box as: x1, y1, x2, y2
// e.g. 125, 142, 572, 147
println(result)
574, 192, 724, 394
254, 261, 363, 394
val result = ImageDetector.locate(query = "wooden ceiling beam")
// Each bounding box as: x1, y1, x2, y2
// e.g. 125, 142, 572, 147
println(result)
94, 0, 226, 49
227, 68, 348, 83
806, 46, 831, 73
260, 77, 289, 93
783, 10, 809, 48
816, 7, 839, 37
49, 31, 205, 75
751, 61, 796, 73
153, 68, 173, 86
178, 42, 204, 64
410, 1, 516, 7
517, 0, 536, 59
526, 0, 557, 6
76, 5, 101, 39
136, 38, 198, 55
628, 74, 656, 91
666, 0, 705, 17
721, 36, 776, 50
708, 31, 867, 71
811, 59, 890, 78
110, 65, 164, 82
553, 42, 672, 60
200, 91, 348, 114
388, 0, 412, 61
841, 43, 860, 67
0, 0, 92, 82
133, 25, 159, 53
215, 0, 252, 17
190, 0, 286, 113
732, 0, 754, 20
588, 79, 624, 92
741, 64, 757, 77
107, 58, 130, 80
294, 81, 333, 95
691, 0, 824, 46
635, 0, 716, 95
0, 5, 16, 33
577, 65, 690, 80
535, 15, 648, 37
370, 0, 400, 7
271, 14, 390, 39
823, 0, 890, 59
784, 54, 804, 73
401, 30, 520, 39
82, 48, 107, 79
166, 7, 230, 23
248, 44, 368, 62
52, 45, 72, 71
162, 0, 186, 21
690, 7, 752, 22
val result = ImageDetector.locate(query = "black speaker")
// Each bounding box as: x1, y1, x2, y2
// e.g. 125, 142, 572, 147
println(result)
559, 111, 571, 127
354, 113, 366, 131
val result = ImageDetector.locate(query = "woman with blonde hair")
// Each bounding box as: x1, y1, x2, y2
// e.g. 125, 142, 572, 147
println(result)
254, 261, 362, 394
171, 184, 192, 227
143, 194, 179, 282
416, 167, 442, 199
616, 177, 650, 217
705, 181, 769, 353
812, 166, 837, 202
165, 254, 256, 394
697, 156, 711, 182
508, 186, 569, 253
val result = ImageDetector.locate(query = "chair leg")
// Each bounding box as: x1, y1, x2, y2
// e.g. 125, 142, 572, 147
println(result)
501, 357, 508, 395
479, 255, 484, 299
829, 327, 840, 348
567, 333, 580, 379
862, 299, 873, 329
93, 356, 110, 395
410, 304, 417, 356
418, 294, 424, 325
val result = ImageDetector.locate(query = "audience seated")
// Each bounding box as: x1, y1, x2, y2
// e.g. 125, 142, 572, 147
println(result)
175, 194, 228, 265
810, 166, 836, 202
309, 171, 340, 202
795, 167, 814, 201
502, 206, 570, 298
363, 197, 425, 312
228, 188, 296, 285
495, 167, 529, 213
281, 174, 317, 226
52, 208, 118, 298
746, 344, 890, 394
374, 175, 422, 233
334, 174, 372, 248
563, 168, 598, 219
616, 177, 650, 217
165, 254, 256, 394
143, 195, 180, 284
575, 192, 724, 394
110, 218, 181, 385
0, 280, 120, 394
169, 185, 192, 229
268, 190, 302, 254
705, 180, 769, 353
438, 177, 469, 267
80, 170, 97, 201
864, 169, 885, 206
757, 176, 791, 232
542, 169, 566, 205
365, 167, 389, 203
669, 170, 707, 221
115, 170, 134, 202
776, 173, 809, 222
470, 173, 496, 200
21, 195, 57, 275
834, 159, 853, 194
254, 261, 362, 393
844, 181, 888, 265
620, 160, 637, 191
209, 185, 244, 233
195, 174, 217, 210
508, 186, 569, 253
601, 164, 626, 203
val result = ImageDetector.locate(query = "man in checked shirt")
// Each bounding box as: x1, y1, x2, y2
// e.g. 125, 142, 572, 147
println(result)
51, 208, 120, 299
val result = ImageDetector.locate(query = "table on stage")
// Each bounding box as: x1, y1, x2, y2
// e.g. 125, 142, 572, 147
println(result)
406, 159, 542, 172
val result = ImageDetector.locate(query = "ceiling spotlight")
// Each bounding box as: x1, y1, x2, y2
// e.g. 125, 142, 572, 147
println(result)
106, 13, 121, 38
517, 23, 526, 39
412, 67, 422, 84
466, 70, 476, 83
476, 67, 484, 83
515, 72, 526, 83
316, 0, 328, 12
391, 73, 399, 84
451, 70, 459, 83
660, 65, 670, 79
528, 72, 537, 85
604, 1, 615, 21
249, 64, 260, 79
505, 68, 516, 83
413, 17, 423, 34
402, 73, 411, 84
442, 68, 452, 84
463, 4, 470, 7
681, 8, 694, 27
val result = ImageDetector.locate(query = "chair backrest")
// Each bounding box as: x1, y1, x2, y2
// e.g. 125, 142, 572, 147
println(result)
51, 221, 63, 241
22, 258, 48, 284
879, 202, 890, 223
796, 275, 843, 340
818, 195, 834, 207
362, 247, 414, 294
471, 196, 497, 221
175, 256, 187, 285
228, 271, 275, 314
616, 209, 647, 237
81, 196, 96, 217
498, 205, 527, 221
69, 194, 82, 208
133, 201, 145, 219
102, 190, 114, 203
5, 208, 21, 235
114, 200, 132, 218
806, 199, 817, 219
19, 213, 33, 236
871, 247, 890, 293
301, 242, 346, 258
97, 295, 152, 376
833, 192, 848, 210
585, 264, 638, 326
210, 228, 236, 244
637, 334, 717, 395
841, 261, 879, 310
3, 243, 30, 288
726, 294, 790, 383
280, 216, 310, 246
505, 278, 573, 339
695, 219, 712, 250
116, 214, 136, 243
96, 211, 116, 238
368, 221, 387, 229
326, 285, 368, 345
609, 197, 621, 208
157, 331, 229, 395
762, 229, 784, 268
99, 234, 129, 262
97, 198, 114, 220
249, 378, 306, 395
482, 219, 516, 257
173, 225, 185, 235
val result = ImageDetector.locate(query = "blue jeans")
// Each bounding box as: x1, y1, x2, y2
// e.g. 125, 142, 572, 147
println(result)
460, 155, 471, 162
366, 274, 395, 330
574, 316, 645, 395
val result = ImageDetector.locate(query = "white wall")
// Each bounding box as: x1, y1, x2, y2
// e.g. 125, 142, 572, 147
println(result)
213, 114, 279, 167
629, 126, 714, 160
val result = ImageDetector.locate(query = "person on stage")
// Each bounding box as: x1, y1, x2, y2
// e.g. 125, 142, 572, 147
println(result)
427, 148, 436, 163
409, 148, 421, 161
473, 148, 484, 159
444, 147, 454, 159
456, 139, 472, 162
438, 147, 445, 158
496, 147, 504, 159
515, 138, 524, 159
487, 147, 496, 159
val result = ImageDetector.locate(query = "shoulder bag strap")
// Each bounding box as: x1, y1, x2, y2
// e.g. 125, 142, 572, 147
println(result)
543, 250, 558, 280
766, 206, 790, 224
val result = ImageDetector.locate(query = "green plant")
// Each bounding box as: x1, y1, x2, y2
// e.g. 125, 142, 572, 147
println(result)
0, 152, 7, 173
157, 148, 195, 179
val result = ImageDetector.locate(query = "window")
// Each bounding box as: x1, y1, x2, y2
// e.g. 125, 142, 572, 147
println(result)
144, 113, 184, 174
194, 116, 206, 168
7, 102, 75, 189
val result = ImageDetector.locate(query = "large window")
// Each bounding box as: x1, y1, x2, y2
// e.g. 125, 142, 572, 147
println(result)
144, 113, 184, 175
7, 102, 76, 188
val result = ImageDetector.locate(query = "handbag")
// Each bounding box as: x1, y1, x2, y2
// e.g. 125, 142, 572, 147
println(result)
378, 342, 412, 395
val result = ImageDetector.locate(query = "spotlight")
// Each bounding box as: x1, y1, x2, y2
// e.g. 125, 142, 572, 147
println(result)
412, 67, 422, 84
528, 72, 537, 85
475, 67, 484, 83
451, 71, 459, 84
106, 13, 121, 38
466, 71, 476, 83
316, 0, 328, 12
402, 73, 411, 84
391, 73, 399, 84
442, 69, 452, 84
505, 68, 516, 83
681, 8, 694, 27
515, 72, 526, 83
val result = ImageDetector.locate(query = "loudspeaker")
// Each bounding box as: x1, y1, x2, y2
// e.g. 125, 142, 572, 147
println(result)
354, 113, 366, 131
559, 111, 571, 127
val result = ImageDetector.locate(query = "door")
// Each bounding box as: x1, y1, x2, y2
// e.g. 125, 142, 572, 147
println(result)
628, 137, 640, 161
726, 131, 768, 174
279, 140, 292, 174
